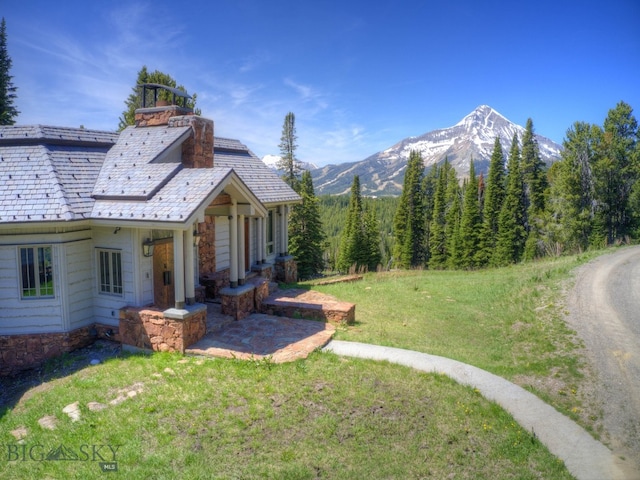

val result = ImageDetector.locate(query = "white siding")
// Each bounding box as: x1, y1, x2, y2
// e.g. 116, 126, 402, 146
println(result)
92, 227, 136, 327
0, 244, 64, 334
215, 217, 230, 271
64, 239, 95, 330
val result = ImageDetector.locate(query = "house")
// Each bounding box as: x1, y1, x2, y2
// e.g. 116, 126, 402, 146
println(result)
0, 84, 301, 375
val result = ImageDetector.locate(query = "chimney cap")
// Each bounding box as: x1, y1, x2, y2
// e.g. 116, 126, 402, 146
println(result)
138, 83, 192, 108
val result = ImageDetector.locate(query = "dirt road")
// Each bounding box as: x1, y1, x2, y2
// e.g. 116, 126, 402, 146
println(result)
567, 246, 640, 473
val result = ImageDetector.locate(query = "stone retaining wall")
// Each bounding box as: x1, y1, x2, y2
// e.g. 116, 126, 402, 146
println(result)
0, 324, 119, 376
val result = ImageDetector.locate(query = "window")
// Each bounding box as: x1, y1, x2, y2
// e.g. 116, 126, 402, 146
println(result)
20, 246, 54, 298
98, 249, 123, 296
266, 210, 274, 255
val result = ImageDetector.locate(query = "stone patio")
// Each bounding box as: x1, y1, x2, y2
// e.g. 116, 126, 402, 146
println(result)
185, 303, 336, 363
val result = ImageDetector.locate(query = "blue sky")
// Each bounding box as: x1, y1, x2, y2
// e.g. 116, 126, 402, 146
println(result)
3, 0, 639, 166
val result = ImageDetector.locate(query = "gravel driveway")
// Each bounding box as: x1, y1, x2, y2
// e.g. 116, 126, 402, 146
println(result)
567, 246, 640, 473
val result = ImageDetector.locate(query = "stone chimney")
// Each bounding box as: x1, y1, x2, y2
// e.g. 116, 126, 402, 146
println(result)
134, 83, 214, 169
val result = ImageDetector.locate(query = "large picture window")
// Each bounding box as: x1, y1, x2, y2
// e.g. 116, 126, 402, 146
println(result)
20, 246, 54, 298
98, 249, 123, 296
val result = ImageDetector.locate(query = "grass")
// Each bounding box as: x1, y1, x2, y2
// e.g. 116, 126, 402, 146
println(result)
0, 351, 572, 479
306, 252, 603, 429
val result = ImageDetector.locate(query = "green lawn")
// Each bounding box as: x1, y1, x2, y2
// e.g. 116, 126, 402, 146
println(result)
0, 352, 572, 479
1, 252, 603, 479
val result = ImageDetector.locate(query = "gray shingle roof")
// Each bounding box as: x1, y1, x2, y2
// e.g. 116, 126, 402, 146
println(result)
214, 137, 301, 205
0, 124, 300, 226
0, 126, 115, 224
93, 125, 190, 199
92, 168, 234, 223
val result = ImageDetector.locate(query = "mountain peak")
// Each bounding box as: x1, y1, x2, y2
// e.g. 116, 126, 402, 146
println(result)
455, 105, 508, 129
310, 106, 563, 196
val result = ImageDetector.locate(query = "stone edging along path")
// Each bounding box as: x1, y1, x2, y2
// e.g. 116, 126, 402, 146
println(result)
323, 340, 632, 480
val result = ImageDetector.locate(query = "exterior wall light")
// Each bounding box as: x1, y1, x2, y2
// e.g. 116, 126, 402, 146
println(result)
142, 238, 155, 257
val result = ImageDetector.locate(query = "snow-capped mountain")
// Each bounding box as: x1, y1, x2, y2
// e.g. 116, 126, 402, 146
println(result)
310, 105, 562, 196
261, 154, 318, 172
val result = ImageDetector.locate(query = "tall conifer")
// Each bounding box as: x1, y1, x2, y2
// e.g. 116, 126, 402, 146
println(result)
392, 150, 425, 268
288, 171, 325, 279
0, 18, 19, 125
493, 134, 526, 265
458, 160, 481, 268
476, 138, 506, 265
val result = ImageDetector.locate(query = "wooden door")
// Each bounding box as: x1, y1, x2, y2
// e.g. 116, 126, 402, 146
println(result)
153, 240, 174, 309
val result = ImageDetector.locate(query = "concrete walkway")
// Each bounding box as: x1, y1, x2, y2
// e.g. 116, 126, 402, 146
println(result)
323, 340, 634, 480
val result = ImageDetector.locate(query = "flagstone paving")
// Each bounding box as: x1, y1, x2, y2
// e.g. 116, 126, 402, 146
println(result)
186, 304, 335, 363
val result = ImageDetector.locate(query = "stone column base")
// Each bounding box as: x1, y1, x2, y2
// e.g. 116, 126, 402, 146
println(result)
119, 304, 207, 353
275, 255, 297, 283
220, 284, 255, 321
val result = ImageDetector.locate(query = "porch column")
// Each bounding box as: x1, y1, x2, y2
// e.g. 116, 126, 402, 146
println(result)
256, 217, 264, 264
238, 213, 246, 286
284, 205, 289, 256
262, 214, 268, 263
229, 202, 238, 288
184, 228, 195, 305
279, 205, 287, 256
174, 229, 186, 309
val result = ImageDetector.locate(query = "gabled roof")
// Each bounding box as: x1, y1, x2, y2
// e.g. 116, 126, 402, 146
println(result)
92, 125, 190, 200
0, 122, 300, 227
214, 137, 301, 205
0, 125, 117, 224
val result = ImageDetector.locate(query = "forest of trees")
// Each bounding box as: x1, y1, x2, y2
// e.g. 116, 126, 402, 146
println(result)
317, 101, 639, 273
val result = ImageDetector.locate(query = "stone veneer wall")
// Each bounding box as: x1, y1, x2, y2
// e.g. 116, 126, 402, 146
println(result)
134, 106, 193, 127
169, 115, 214, 169
200, 268, 230, 300
275, 256, 298, 283
119, 306, 206, 354
0, 324, 120, 376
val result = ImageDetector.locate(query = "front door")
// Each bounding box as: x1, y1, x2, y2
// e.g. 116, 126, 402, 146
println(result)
153, 239, 174, 309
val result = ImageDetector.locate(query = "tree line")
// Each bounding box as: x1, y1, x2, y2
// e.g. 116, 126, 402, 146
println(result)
391, 101, 639, 270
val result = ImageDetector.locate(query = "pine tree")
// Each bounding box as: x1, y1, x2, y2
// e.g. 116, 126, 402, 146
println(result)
392, 150, 425, 268
278, 112, 302, 189
364, 204, 382, 271
521, 118, 548, 260
119, 66, 199, 130
593, 101, 638, 244
493, 134, 526, 266
0, 18, 19, 125
444, 179, 462, 269
337, 176, 381, 272
458, 160, 482, 269
428, 162, 449, 269
288, 171, 325, 279
421, 167, 439, 264
476, 138, 506, 265
548, 121, 601, 251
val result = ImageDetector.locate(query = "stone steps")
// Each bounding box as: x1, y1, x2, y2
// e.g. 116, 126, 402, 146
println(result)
260, 289, 355, 325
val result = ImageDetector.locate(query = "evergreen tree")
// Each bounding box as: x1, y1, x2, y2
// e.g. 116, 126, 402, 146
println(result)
521, 118, 548, 260
428, 162, 449, 268
458, 160, 482, 268
548, 122, 601, 251
392, 150, 426, 268
493, 134, 527, 266
0, 18, 19, 125
364, 204, 382, 271
119, 66, 199, 130
476, 138, 506, 265
288, 171, 325, 279
337, 176, 381, 272
421, 166, 439, 264
444, 178, 462, 269
278, 112, 302, 189
593, 101, 638, 244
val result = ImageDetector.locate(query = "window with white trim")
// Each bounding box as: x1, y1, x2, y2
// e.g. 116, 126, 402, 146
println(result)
266, 209, 275, 255
20, 246, 54, 298
98, 249, 123, 296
